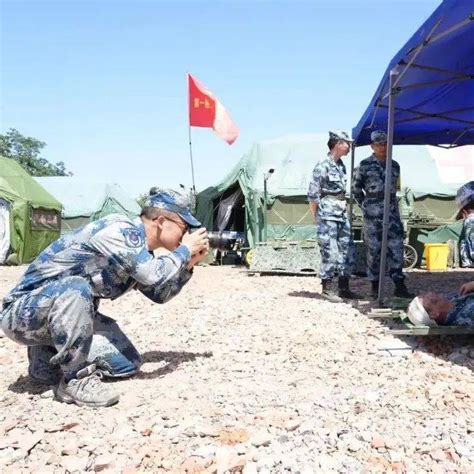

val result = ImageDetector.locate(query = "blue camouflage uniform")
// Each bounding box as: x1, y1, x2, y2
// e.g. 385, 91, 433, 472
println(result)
352, 154, 404, 283
445, 294, 474, 326
455, 181, 474, 268
308, 153, 352, 279
460, 213, 474, 267
0, 213, 193, 382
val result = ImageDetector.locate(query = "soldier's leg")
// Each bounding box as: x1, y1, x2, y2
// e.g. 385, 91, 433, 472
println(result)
316, 220, 338, 279
1, 276, 95, 381
387, 216, 405, 282
387, 216, 414, 298
337, 218, 353, 277
87, 312, 142, 378
364, 218, 382, 281
28, 346, 61, 385
336, 219, 362, 299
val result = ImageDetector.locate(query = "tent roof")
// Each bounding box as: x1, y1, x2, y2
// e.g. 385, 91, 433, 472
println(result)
352, 0, 474, 146
201, 134, 465, 198
0, 156, 62, 210
34, 177, 140, 218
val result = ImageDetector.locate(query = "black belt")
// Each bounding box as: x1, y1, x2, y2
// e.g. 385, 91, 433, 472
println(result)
365, 191, 395, 200
321, 192, 346, 201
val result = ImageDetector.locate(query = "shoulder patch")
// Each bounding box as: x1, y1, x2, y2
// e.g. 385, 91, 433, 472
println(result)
122, 228, 144, 248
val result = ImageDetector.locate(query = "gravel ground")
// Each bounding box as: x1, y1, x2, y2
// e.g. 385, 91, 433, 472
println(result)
0, 265, 473, 473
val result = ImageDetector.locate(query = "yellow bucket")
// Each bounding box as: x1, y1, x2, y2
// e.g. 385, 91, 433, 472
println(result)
424, 243, 449, 271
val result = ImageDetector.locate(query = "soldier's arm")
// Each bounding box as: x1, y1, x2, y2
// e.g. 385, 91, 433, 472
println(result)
89, 221, 191, 288
460, 221, 474, 267
352, 165, 365, 206
308, 165, 322, 220
136, 266, 193, 304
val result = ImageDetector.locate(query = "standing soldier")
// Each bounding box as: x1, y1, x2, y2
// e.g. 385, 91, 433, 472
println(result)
455, 181, 474, 268
352, 130, 413, 299
308, 130, 359, 302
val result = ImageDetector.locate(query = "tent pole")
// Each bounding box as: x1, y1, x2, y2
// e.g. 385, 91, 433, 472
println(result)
377, 68, 398, 304
348, 144, 355, 236
263, 175, 268, 242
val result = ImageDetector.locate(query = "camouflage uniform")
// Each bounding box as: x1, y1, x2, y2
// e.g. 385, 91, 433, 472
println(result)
460, 214, 474, 267
352, 154, 404, 283
456, 181, 474, 268
308, 154, 352, 279
445, 294, 474, 326
1, 213, 193, 382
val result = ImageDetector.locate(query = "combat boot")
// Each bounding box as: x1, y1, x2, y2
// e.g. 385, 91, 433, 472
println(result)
370, 280, 379, 300
55, 364, 119, 408
394, 280, 415, 298
321, 279, 343, 303
338, 276, 362, 300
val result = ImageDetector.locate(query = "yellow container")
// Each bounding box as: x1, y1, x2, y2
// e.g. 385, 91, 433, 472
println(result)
424, 243, 449, 271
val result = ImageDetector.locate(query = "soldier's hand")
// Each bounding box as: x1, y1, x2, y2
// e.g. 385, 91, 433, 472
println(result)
459, 281, 474, 296
188, 242, 210, 269
181, 227, 209, 256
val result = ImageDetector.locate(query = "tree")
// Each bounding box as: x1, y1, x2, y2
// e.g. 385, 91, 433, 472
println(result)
0, 128, 72, 176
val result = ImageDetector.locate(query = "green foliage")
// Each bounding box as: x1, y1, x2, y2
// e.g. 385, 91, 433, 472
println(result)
136, 193, 147, 208
0, 128, 72, 176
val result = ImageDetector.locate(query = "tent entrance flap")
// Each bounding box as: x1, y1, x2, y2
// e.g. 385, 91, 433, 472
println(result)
213, 184, 245, 232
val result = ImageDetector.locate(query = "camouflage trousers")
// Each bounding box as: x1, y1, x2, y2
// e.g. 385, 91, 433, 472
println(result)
316, 218, 353, 279
363, 216, 404, 282
0, 276, 142, 382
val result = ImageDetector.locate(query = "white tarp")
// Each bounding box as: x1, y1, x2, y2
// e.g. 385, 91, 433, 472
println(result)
0, 198, 11, 264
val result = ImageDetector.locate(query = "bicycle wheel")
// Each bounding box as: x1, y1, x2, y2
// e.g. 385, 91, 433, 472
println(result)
403, 244, 418, 270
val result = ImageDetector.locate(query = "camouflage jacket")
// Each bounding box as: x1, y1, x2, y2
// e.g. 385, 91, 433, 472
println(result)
2, 214, 192, 307
352, 154, 401, 219
445, 294, 474, 326
308, 154, 347, 222
460, 213, 474, 268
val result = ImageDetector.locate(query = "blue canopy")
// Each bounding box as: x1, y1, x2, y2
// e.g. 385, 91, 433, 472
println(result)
352, 0, 474, 146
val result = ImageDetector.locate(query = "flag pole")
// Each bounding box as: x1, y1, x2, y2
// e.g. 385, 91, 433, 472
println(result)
188, 125, 197, 196
187, 73, 197, 199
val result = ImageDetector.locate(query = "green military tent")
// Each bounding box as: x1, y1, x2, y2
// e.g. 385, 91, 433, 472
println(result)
0, 156, 62, 265
196, 134, 465, 248
34, 177, 140, 234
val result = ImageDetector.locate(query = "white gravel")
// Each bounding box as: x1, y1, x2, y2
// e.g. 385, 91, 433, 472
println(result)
0, 265, 473, 473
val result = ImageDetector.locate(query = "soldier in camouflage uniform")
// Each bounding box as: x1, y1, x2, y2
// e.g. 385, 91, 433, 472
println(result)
308, 130, 359, 302
0, 189, 209, 407
352, 130, 413, 299
408, 292, 474, 327
455, 181, 474, 268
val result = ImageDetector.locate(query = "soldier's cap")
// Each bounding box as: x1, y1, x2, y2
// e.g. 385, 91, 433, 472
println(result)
329, 130, 353, 143
144, 188, 201, 227
407, 297, 437, 327
455, 180, 474, 220
370, 130, 387, 144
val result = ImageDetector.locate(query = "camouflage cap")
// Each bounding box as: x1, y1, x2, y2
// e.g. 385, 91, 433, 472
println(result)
455, 181, 474, 220
370, 130, 387, 144
329, 130, 352, 142
144, 188, 201, 227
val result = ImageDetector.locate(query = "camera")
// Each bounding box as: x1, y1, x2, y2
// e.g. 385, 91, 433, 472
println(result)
190, 228, 245, 251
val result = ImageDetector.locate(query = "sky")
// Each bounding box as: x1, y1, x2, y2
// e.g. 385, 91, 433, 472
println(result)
1, 0, 441, 198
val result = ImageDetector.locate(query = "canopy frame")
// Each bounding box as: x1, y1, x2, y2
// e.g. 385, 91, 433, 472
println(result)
350, 1, 474, 302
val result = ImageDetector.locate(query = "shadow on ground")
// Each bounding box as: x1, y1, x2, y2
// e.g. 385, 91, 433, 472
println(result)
133, 350, 213, 379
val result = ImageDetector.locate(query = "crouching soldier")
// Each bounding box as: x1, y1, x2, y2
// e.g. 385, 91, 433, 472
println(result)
0, 189, 209, 407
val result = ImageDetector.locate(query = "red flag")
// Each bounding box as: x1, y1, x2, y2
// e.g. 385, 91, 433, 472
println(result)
188, 74, 239, 145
